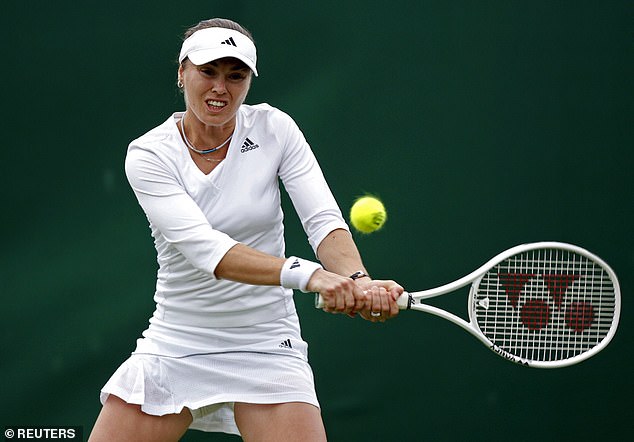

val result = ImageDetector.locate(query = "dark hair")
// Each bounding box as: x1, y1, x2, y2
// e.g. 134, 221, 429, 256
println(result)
183, 18, 254, 42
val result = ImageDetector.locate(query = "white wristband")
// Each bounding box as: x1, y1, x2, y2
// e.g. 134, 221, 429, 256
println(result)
280, 256, 322, 292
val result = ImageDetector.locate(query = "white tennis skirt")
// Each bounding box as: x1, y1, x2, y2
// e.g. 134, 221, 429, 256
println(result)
99, 314, 319, 435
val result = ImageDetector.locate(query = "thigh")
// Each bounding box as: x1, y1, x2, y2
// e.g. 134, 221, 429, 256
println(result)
88, 395, 193, 442
234, 402, 327, 442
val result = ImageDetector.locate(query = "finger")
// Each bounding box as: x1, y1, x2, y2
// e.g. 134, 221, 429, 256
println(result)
335, 288, 346, 313
389, 287, 399, 302
378, 287, 391, 322
373, 280, 404, 301
380, 287, 390, 314
388, 291, 400, 318
342, 283, 361, 315
370, 286, 382, 322
354, 285, 369, 312
324, 295, 338, 313
344, 285, 358, 313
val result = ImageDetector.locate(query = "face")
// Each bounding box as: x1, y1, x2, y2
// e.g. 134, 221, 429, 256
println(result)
179, 57, 252, 130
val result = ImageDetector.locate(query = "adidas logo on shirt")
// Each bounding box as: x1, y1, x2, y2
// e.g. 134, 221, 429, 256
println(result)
279, 339, 293, 349
240, 137, 259, 153
221, 37, 237, 47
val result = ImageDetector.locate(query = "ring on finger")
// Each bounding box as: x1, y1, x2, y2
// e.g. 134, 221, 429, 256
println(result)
370, 311, 381, 317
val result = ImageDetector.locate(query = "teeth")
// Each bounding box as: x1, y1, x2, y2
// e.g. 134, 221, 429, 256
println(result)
207, 100, 226, 107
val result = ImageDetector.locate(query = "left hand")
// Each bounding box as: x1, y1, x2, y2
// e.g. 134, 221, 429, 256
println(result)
354, 279, 403, 322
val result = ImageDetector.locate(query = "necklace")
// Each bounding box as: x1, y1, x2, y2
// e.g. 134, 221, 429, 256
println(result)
180, 115, 233, 155
199, 155, 224, 163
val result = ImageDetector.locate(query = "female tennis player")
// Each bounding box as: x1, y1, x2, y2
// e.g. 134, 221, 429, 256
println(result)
88, 18, 403, 441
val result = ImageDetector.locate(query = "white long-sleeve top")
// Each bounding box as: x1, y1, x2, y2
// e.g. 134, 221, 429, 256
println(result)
125, 104, 348, 347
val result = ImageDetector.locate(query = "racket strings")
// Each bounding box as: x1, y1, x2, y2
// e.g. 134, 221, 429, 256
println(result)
473, 249, 616, 362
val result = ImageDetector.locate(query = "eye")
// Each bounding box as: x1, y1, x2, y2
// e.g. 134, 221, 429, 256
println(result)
228, 72, 248, 81
199, 67, 217, 77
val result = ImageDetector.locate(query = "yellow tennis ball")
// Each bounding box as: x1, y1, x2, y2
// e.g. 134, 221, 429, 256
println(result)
349, 196, 387, 233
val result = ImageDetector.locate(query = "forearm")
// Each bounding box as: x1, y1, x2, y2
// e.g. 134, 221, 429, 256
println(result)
314, 228, 402, 321
213, 229, 361, 288
316, 229, 368, 277
317, 228, 403, 315
214, 243, 286, 285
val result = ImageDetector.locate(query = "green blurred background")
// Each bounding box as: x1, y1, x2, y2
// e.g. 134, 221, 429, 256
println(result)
2, 1, 632, 441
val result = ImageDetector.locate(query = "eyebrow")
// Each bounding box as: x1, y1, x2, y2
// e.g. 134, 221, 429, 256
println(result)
205, 60, 249, 71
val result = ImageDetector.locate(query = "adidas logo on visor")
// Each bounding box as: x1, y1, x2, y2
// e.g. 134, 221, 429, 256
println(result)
221, 37, 237, 47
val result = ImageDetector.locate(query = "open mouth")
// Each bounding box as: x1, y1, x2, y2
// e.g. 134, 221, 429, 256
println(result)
206, 99, 227, 111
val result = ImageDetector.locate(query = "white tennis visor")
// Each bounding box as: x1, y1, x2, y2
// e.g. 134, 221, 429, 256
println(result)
179, 28, 258, 76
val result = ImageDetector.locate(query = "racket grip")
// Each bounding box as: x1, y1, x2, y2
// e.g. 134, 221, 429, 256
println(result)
314, 292, 412, 310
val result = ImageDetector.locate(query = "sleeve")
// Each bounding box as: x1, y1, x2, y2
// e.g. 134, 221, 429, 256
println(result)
276, 112, 350, 255
125, 144, 238, 277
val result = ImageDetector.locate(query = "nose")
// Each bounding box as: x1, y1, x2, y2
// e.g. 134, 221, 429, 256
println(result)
211, 77, 227, 94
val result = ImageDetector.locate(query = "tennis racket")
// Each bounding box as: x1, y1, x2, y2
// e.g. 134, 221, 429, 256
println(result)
315, 242, 620, 368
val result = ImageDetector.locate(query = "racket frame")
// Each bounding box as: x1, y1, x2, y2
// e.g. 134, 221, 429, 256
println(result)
400, 241, 620, 368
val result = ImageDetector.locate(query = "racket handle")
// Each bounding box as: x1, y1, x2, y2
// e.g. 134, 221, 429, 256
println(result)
314, 292, 412, 310
397, 292, 413, 309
